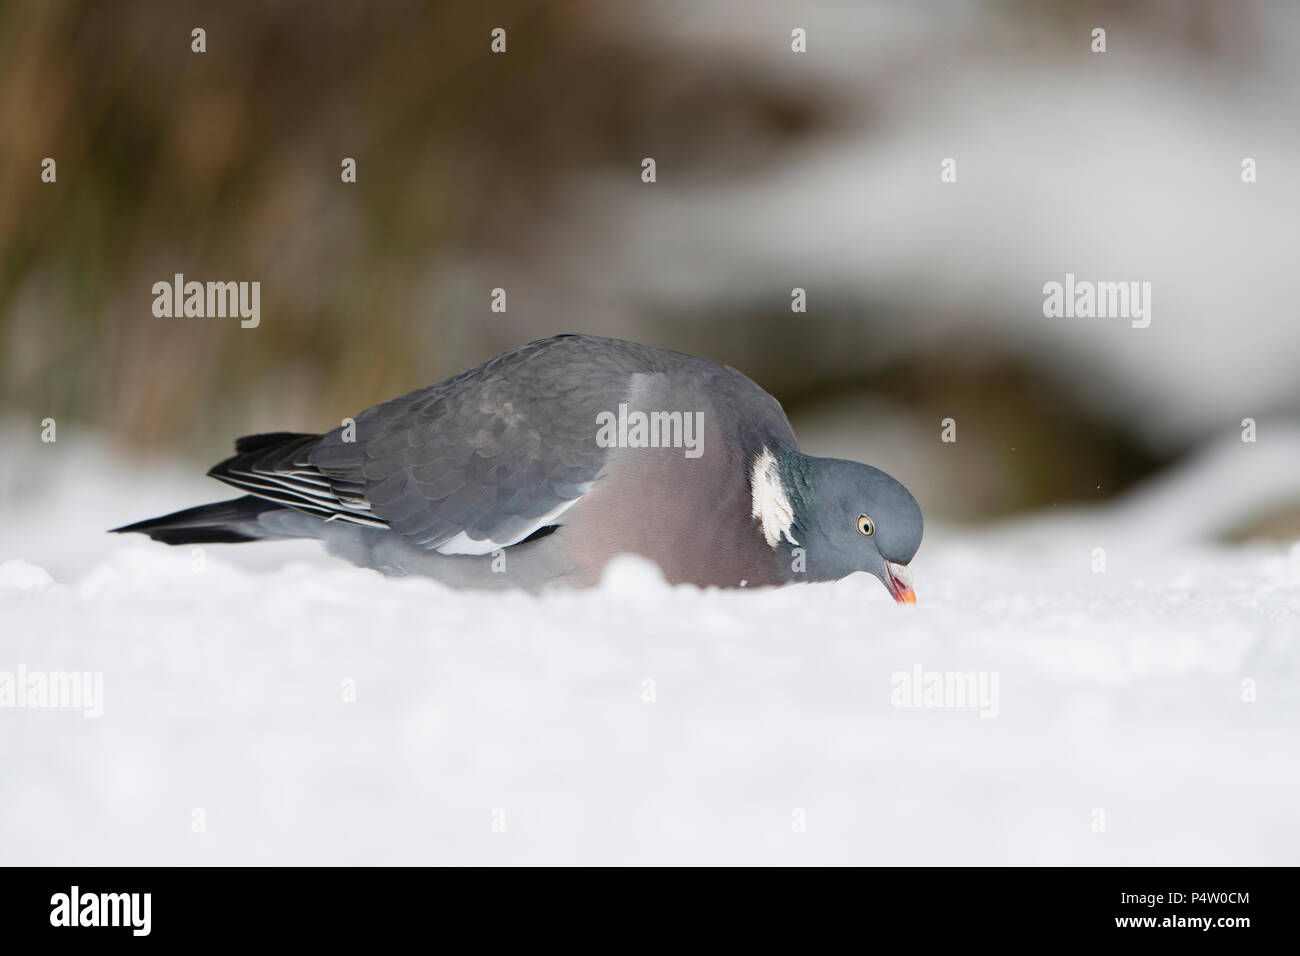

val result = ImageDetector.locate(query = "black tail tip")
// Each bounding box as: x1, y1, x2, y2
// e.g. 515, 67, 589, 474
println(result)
108, 496, 277, 545
109, 519, 258, 545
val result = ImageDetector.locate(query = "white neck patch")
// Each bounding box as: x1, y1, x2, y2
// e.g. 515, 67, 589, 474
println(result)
750, 447, 799, 548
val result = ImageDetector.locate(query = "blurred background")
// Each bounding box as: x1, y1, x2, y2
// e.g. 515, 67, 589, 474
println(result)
2, 0, 1298, 532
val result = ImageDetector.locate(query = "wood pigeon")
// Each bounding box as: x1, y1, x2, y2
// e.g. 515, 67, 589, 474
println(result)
113, 335, 923, 600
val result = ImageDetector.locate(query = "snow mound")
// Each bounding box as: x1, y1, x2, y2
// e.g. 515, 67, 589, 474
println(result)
0, 559, 54, 590
2, 529, 1297, 865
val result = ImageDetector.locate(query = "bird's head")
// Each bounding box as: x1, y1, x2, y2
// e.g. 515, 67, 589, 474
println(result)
752, 449, 923, 602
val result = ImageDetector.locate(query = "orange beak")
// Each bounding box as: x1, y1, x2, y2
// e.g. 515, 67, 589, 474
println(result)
885, 561, 916, 604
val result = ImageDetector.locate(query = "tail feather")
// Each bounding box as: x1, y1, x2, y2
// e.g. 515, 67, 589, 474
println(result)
110, 495, 286, 545
230, 431, 319, 456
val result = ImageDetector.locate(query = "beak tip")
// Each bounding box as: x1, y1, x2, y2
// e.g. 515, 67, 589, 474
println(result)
885, 561, 916, 605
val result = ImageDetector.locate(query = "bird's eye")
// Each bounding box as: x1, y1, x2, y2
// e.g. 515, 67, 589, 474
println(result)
856, 514, 875, 536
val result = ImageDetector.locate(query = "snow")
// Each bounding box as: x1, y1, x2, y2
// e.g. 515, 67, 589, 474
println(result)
2, 432, 1298, 865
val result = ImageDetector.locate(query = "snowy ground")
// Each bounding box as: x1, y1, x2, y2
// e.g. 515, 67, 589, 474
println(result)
2, 431, 1298, 865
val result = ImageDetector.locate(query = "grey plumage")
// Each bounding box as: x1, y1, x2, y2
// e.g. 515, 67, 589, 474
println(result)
113, 334, 923, 599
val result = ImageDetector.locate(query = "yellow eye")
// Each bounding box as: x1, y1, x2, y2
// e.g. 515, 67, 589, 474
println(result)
856, 514, 875, 536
